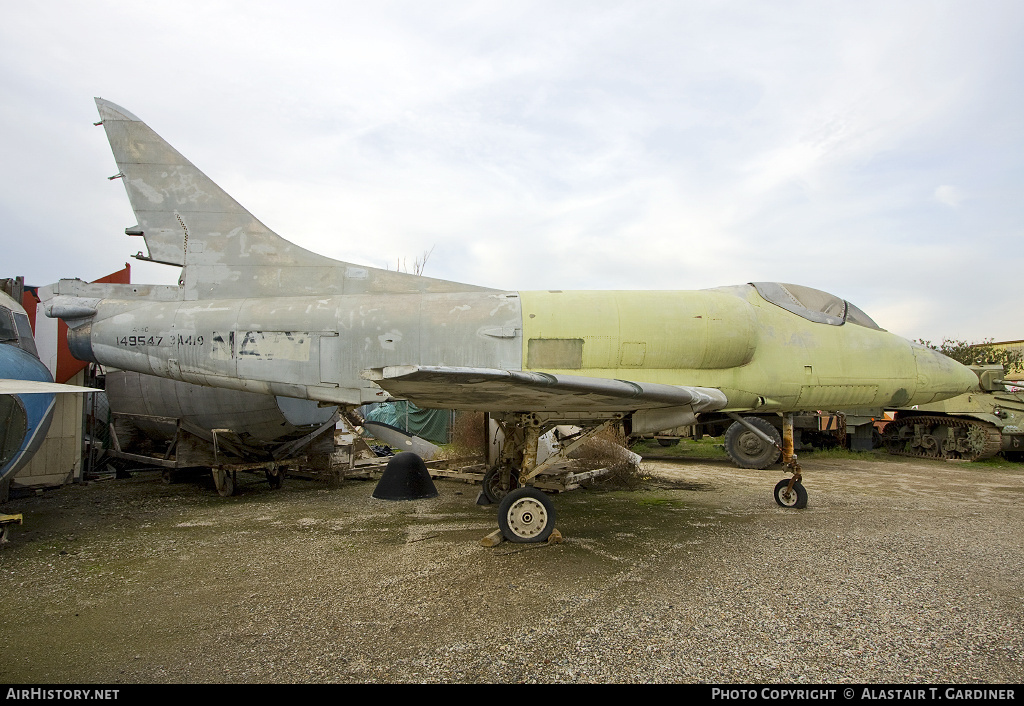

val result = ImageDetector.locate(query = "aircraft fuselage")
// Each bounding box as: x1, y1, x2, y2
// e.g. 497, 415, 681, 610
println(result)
55, 281, 975, 416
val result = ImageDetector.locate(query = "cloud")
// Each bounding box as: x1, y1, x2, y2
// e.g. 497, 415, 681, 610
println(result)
934, 185, 965, 207
1, 1, 1024, 343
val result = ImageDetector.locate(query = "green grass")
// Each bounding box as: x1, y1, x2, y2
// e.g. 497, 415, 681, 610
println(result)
635, 496, 682, 507
630, 436, 728, 460
794, 446, 892, 463
964, 454, 1024, 470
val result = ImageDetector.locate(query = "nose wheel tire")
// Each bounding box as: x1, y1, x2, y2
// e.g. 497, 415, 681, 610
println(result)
497, 487, 556, 543
773, 478, 807, 509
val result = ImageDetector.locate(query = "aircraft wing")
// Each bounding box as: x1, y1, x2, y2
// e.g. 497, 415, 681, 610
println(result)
0, 380, 100, 395
363, 366, 728, 414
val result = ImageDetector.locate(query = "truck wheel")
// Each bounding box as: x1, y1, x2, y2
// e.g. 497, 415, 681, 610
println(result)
724, 418, 782, 469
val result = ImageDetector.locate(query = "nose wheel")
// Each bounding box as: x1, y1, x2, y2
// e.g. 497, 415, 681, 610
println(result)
265, 464, 284, 489
773, 478, 808, 508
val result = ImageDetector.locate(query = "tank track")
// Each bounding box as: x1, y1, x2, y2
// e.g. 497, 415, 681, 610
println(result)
882, 415, 1003, 461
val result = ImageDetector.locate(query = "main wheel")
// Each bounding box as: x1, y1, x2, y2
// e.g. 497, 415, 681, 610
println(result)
773, 478, 808, 509
482, 465, 519, 503
497, 487, 556, 543
724, 418, 782, 469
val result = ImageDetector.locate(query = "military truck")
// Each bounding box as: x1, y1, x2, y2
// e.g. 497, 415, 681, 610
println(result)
645, 410, 876, 469
881, 365, 1024, 461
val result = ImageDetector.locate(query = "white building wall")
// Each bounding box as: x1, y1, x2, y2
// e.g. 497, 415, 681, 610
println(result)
12, 369, 85, 490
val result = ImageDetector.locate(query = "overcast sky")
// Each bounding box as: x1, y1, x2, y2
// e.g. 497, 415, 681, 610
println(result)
2, 1, 1022, 343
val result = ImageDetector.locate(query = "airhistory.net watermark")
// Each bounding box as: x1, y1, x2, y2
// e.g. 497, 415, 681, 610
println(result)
6, 690, 119, 701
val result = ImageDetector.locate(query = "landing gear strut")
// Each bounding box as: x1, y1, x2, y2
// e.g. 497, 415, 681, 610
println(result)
776, 413, 807, 509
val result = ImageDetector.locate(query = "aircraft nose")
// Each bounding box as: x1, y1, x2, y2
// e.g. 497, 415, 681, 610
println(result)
911, 345, 979, 405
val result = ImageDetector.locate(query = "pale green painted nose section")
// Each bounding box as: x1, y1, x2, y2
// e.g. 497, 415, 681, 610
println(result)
911, 344, 980, 406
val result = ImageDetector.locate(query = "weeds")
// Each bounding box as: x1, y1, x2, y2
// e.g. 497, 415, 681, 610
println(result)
435, 411, 487, 460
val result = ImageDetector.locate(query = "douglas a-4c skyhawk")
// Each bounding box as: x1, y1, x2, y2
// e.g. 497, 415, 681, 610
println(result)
46, 99, 978, 542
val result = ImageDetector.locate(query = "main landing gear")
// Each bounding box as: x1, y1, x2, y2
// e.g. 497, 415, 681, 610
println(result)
481, 412, 625, 544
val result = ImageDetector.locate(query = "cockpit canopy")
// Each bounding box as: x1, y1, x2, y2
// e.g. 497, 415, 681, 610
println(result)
0, 300, 40, 358
752, 282, 882, 330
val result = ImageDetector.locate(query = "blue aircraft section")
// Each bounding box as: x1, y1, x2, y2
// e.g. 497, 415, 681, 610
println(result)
1, 291, 57, 487
0, 345, 56, 484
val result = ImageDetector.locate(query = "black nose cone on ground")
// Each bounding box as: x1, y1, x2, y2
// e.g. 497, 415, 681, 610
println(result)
372, 452, 439, 500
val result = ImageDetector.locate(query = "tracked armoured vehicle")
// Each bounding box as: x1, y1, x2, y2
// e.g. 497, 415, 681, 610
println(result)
882, 365, 1024, 461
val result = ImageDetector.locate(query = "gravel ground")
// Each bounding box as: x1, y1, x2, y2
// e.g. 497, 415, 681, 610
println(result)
0, 452, 1022, 684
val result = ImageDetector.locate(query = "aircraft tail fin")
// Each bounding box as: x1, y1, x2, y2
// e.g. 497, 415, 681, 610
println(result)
96, 98, 253, 270
95, 98, 483, 300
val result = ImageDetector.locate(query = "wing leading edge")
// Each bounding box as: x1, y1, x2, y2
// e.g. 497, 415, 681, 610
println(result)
363, 365, 728, 418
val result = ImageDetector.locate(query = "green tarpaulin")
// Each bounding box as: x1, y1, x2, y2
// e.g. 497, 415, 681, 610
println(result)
362, 402, 450, 444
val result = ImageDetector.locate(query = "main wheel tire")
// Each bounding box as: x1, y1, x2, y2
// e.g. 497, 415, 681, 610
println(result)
724, 418, 782, 469
773, 478, 808, 509
497, 487, 556, 543
482, 465, 519, 504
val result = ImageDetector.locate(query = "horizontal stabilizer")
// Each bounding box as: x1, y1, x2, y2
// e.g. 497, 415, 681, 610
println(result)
0, 380, 100, 395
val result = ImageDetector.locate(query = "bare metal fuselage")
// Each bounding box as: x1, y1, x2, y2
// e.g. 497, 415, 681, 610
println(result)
54, 281, 975, 425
